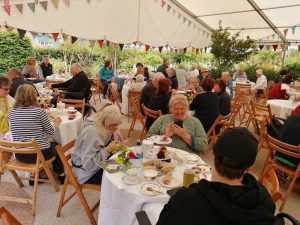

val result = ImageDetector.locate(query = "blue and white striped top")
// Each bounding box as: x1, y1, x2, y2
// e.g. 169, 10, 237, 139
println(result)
9, 106, 54, 150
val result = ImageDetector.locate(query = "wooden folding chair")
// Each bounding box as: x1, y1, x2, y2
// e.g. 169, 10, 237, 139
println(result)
262, 134, 300, 211
206, 115, 223, 147
57, 97, 85, 115
127, 97, 145, 137
56, 140, 100, 225
0, 139, 59, 216
91, 78, 102, 104
259, 168, 282, 203
141, 104, 162, 140
108, 83, 121, 110
128, 91, 142, 120
0, 207, 22, 225
223, 103, 242, 129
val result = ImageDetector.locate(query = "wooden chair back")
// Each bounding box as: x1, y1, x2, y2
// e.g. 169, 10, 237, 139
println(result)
0, 207, 22, 225
127, 96, 145, 138
235, 83, 251, 95
263, 134, 300, 211
206, 115, 223, 146
224, 103, 242, 128
0, 139, 58, 216
108, 83, 121, 110
259, 168, 282, 202
128, 91, 141, 118
57, 97, 85, 115
56, 140, 100, 225
140, 104, 162, 139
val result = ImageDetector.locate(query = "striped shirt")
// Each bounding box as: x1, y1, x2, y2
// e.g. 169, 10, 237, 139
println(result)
9, 106, 54, 150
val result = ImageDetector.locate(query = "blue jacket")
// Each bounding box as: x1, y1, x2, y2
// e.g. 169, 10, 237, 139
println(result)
98, 67, 114, 80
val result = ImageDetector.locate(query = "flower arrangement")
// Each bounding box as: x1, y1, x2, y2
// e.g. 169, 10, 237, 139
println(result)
113, 144, 136, 169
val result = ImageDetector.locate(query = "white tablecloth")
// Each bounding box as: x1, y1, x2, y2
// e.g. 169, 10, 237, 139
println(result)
121, 84, 130, 115
50, 112, 84, 145
46, 74, 70, 83
232, 81, 255, 87
287, 89, 300, 98
267, 99, 300, 118
98, 148, 210, 225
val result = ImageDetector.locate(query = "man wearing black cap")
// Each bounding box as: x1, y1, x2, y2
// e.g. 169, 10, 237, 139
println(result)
157, 127, 275, 225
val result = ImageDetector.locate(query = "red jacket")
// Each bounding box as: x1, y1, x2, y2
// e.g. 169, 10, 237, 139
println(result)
270, 82, 287, 99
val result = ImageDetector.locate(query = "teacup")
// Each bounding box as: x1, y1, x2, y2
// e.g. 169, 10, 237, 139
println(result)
125, 168, 138, 183
67, 108, 77, 119
143, 167, 158, 180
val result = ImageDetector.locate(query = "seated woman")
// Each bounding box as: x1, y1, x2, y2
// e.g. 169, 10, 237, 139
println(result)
190, 78, 220, 132
214, 79, 231, 116
187, 77, 200, 95
221, 71, 233, 99
71, 103, 122, 184
9, 84, 64, 183
128, 74, 146, 93
147, 94, 208, 153
146, 78, 171, 130
270, 75, 293, 99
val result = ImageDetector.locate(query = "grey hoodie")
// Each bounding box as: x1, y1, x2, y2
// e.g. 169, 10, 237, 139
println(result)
71, 117, 111, 184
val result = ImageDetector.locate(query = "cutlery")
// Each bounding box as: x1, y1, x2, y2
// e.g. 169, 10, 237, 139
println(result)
146, 187, 164, 194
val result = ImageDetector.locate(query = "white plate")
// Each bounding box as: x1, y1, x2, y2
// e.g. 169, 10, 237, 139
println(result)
189, 164, 211, 173
123, 176, 140, 185
186, 154, 201, 164
158, 176, 181, 188
149, 135, 172, 145
139, 182, 164, 196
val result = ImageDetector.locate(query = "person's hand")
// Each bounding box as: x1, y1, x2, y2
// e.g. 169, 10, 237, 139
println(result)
294, 97, 300, 102
105, 141, 118, 153
164, 123, 174, 138
172, 124, 187, 137
54, 117, 62, 126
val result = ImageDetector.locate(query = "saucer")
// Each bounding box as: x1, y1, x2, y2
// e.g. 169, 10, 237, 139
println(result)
123, 176, 140, 185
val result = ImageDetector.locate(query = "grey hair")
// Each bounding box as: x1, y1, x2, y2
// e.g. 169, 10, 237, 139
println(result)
71, 63, 83, 71
177, 64, 185, 69
256, 69, 263, 75
153, 72, 165, 81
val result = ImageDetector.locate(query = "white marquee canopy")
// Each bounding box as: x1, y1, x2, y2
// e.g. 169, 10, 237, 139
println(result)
1, 0, 300, 48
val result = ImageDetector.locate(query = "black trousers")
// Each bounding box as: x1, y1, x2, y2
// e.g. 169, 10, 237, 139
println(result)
85, 169, 103, 185
15, 142, 64, 174
101, 79, 109, 97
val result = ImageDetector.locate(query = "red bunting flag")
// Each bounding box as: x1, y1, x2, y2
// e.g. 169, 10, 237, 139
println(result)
161, 0, 166, 8
145, 44, 151, 52
97, 40, 104, 48
272, 44, 278, 51
158, 46, 163, 53
195, 48, 200, 54
52, 33, 59, 42
178, 12, 182, 19
4, 0, 11, 15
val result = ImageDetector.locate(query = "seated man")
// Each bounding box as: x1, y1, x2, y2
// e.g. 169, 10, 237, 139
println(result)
157, 127, 275, 225
51, 63, 90, 101
39, 55, 53, 78
251, 69, 267, 95
7, 68, 37, 97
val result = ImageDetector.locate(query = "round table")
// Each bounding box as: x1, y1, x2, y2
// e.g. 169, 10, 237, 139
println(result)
287, 89, 300, 98
267, 99, 300, 118
48, 110, 84, 145
98, 147, 211, 225
46, 74, 69, 85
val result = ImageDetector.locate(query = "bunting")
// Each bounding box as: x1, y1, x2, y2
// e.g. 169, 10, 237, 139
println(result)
106, 40, 110, 46
4, 0, 11, 16
266, 45, 271, 50
195, 48, 200, 54
188, 20, 192, 27
204, 47, 207, 53
161, 0, 166, 8
52, 33, 59, 42
175, 49, 178, 54
183, 17, 187, 24
15, 4, 23, 14
5, 26, 14, 31
39, 1, 48, 11
283, 29, 288, 37
298, 45, 300, 52
291, 25, 296, 35
62, 33, 69, 42
51, 0, 59, 9
80, 39, 87, 47
30, 31, 38, 39
272, 44, 278, 51
119, 43, 124, 51
167, 4, 171, 12
145, 44, 151, 52
170, 48, 174, 53
183, 48, 187, 54
17, 29, 26, 38
27, 2, 36, 13
35, 0, 39, 4
89, 40, 96, 48
63, 0, 70, 7
158, 46, 163, 53
86, 0, 91, 3
178, 12, 182, 19
97, 40, 104, 48
71, 36, 78, 44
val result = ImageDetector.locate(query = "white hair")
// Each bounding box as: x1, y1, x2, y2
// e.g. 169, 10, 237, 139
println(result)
153, 72, 165, 81
71, 63, 83, 71
256, 69, 263, 75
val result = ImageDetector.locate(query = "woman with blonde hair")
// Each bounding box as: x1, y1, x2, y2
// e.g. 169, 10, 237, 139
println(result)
9, 84, 64, 184
147, 94, 207, 153
22, 57, 39, 78
71, 103, 122, 184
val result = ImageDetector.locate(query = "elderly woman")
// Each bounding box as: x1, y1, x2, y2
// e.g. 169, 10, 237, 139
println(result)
71, 103, 122, 184
187, 77, 200, 95
221, 71, 233, 99
9, 84, 64, 183
22, 57, 39, 79
147, 94, 208, 153
128, 74, 146, 93
190, 78, 220, 132
0, 76, 15, 139
214, 79, 231, 116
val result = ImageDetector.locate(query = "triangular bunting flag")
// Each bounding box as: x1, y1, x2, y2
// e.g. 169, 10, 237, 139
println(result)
170, 48, 174, 53
80, 39, 87, 47
207, 33, 210, 38
5, 26, 14, 31
71, 36, 78, 44
175, 49, 178, 54
97, 40, 104, 48
259, 45, 264, 50
195, 48, 200, 54
158, 46, 163, 53
106, 40, 110, 46
52, 33, 59, 41
30, 31, 38, 38
291, 25, 296, 35
202, 30, 206, 36
62, 33, 69, 42
17, 29, 26, 38
172, 8, 176, 16
178, 12, 182, 19
161, 0, 166, 8
86, 0, 91, 3
15, 4, 23, 14
27, 2, 35, 13
145, 44, 151, 52
133, 41, 137, 45
283, 29, 288, 37
63, 0, 70, 7
188, 20, 192, 27
39, 1, 48, 11
191, 47, 195, 52
3, 0, 11, 16
183, 17, 187, 24
204, 47, 207, 53
89, 40, 96, 48
35, 0, 39, 4
167, 4, 171, 12
266, 45, 271, 50
51, 0, 59, 9
272, 44, 278, 51
119, 43, 124, 51
280, 44, 285, 50
154, 0, 159, 3
183, 48, 187, 53
298, 45, 300, 52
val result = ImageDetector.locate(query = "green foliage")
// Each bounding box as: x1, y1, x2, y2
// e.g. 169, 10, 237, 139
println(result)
211, 27, 257, 72
0, 31, 34, 74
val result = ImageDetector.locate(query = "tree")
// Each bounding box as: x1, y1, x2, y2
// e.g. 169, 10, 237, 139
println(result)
210, 26, 256, 74
0, 31, 34, 74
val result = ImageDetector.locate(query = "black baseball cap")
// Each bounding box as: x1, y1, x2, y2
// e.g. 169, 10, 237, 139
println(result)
213, 127, 258, 169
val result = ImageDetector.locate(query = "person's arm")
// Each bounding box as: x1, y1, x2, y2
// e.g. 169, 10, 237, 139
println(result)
252, 76, 266, 90
98, 68, 104, 78
189, 95, 198, 110
147, 116, 165, 137
192, 118, 208, 153
52, 79, 71, 89
40, 109, 55, 135
67, 76, 88, 92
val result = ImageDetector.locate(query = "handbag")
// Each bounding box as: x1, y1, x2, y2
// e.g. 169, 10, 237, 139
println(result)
267, 116, 285, 140
272, 212, 300, 225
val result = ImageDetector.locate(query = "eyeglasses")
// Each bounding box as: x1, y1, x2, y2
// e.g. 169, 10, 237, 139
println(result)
108, 123, 119, 128
0, 87, 10, 91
